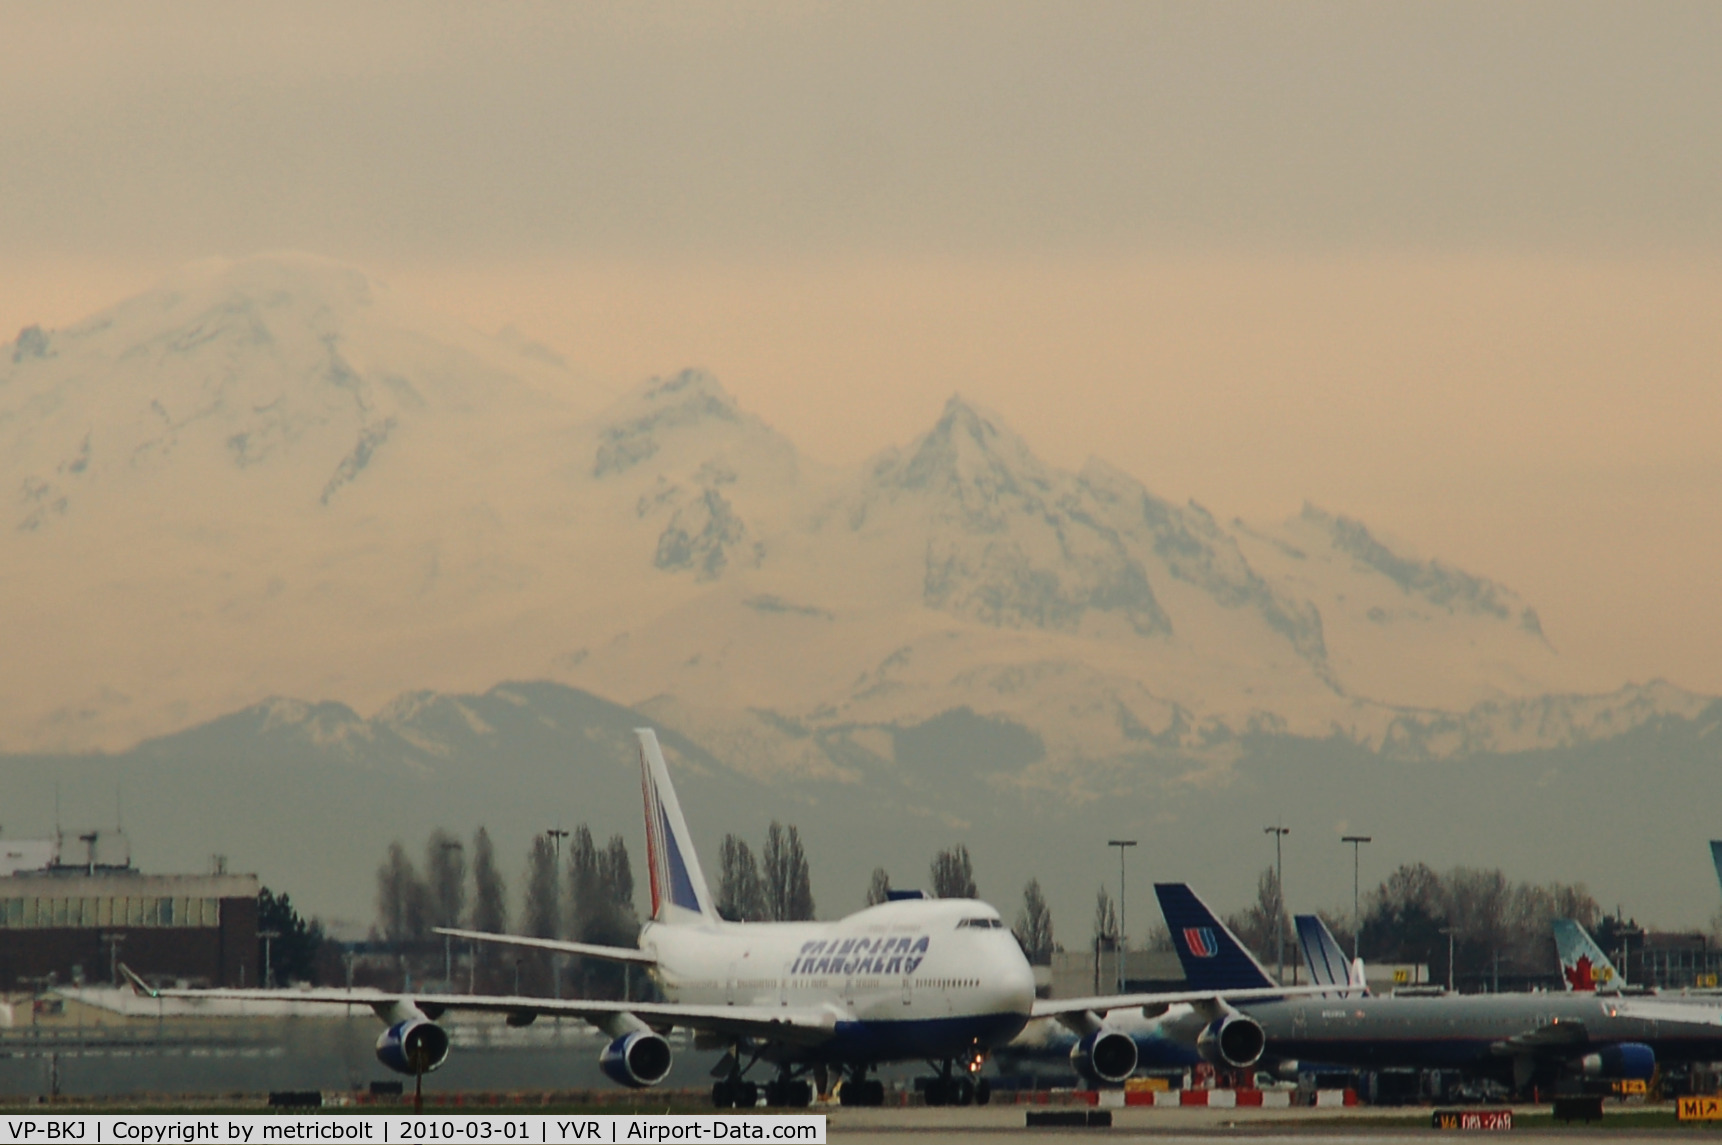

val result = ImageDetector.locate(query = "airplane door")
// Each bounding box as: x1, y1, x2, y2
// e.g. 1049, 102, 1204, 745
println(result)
726, 961, 739, 1006
779, 963, 791, 1006
902, 973, 912, 1007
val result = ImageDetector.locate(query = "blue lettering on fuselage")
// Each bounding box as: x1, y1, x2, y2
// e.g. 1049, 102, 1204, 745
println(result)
789, 935, 931, 975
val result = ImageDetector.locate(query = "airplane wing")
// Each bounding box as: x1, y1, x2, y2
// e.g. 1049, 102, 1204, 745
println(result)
120, 966, 834, 1045
1032, 983, 1332, 1020
1491, 1017, 1588, 1054
433, 927, 656, 965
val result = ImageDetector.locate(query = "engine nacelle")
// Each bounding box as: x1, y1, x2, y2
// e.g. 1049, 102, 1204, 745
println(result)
1069, 1029, 1139, 1086
1195, 1013, 1266, 1069
1580, 1042, 1655, 1080
599, 1030, 674, 1088
375, 1018, 451, 1076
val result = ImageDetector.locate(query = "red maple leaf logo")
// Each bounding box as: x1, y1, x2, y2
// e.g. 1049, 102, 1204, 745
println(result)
1564, 954, 1597, 991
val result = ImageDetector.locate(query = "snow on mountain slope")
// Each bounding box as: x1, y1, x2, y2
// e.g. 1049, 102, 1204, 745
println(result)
0, 254, 1661, 770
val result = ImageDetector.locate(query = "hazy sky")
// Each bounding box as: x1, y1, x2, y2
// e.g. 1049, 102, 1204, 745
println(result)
4, 2, 1721, 691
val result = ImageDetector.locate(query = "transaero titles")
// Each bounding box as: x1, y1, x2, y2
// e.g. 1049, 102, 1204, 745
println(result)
788, 935, 930, 976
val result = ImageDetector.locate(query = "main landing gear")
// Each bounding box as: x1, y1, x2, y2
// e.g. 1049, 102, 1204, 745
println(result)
711, 1049, 815, 1108
837, 1071, 886, 1106
921, 1059, 991, 1107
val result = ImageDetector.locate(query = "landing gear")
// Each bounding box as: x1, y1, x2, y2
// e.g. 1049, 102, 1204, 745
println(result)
838, 1072, 886, 1106
921, 1059, 989, 1106
764, 1077, 814, 1107
711, 1079, 759, 1108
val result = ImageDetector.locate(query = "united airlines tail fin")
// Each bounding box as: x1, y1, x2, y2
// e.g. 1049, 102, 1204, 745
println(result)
1295, 914, 1367, 997
1154, 883, 1278, 991
1553, 918, 1619, 991
636, 728, 720, 928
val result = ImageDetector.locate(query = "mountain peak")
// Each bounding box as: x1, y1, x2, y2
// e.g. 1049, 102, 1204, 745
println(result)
871, 394, 1053, 513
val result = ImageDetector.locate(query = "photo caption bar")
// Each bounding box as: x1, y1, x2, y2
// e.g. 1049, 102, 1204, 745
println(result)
3, 1114, 825, 1145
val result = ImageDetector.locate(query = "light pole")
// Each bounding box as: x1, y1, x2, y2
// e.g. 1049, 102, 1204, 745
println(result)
1264, 823, 1290, 985
259, 929, 280, 989
1440, 927, 1457, 992
1107, 840, 1137, 994
1340, 835, 1371, 960
100, 932, 126, 986
440, 840, 464, 987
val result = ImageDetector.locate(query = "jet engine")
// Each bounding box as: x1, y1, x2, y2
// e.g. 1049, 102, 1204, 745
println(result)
599, 1030, 674, 1088
1195, 1013, 1266, 1069
1069, 1029, 1139, 1086
1580, 1043, 1655, 1080
375, 1018, 451, 1075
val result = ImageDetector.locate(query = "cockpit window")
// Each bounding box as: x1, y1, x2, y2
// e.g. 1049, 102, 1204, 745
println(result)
957, 917, 1004, 929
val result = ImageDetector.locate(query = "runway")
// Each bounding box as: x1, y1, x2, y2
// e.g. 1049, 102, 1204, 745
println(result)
819, 1103, 1696, 1141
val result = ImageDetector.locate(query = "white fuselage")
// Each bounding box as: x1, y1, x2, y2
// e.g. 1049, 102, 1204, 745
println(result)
640, 897, 1036, 1062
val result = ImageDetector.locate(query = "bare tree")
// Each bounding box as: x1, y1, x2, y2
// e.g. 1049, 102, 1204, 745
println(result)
762, 822, 815, 921
719, 834, 765, 921
604, 834, 635, 917
930, 844, 977, 899
865, 867, 892, 907
523, 833, 560, 940
1227, 867, 1289, 966
469, 827, 507, 934
376, 841, 430, 941
1013, 878, 1055, 965
567, 826, 640, 998
425, 829, 466, 932
1093, 887, 1118, 952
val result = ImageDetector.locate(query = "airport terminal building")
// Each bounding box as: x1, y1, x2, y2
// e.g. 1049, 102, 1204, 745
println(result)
0, 831, 259, 989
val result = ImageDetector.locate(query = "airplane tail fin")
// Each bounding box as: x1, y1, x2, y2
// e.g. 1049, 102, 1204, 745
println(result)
1154, 883, 1279, 991
1553, 918, 1619, 991
635, 728, 720, 928
1711, 841, 1722, 899
1295, 914, 1365, 997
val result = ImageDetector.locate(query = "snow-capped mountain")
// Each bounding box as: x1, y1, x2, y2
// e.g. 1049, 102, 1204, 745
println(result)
0, 254, 1662, 776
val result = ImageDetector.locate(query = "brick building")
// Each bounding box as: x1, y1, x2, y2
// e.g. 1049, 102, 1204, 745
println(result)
0, 832, 259, 988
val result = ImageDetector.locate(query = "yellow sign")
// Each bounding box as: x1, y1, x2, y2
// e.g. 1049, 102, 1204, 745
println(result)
1678, 1096, 1722, 1120
1698, 973, 1718, 989
1393, 969, 1410, 984
1615, 1079, 1647, 1096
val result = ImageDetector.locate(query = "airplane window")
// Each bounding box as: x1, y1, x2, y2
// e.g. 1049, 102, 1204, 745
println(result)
957, 917, 1003, 929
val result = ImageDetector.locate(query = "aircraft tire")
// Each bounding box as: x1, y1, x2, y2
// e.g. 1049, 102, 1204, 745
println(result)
864, 1080, 886, 1106
975, 1080, 991, 1106
923, 1079, 946, 1107
790, 1080, 814, 1107
955, 1078, 974, 1106
737, 1082, 759, 1108
711, 1081, 734, 1109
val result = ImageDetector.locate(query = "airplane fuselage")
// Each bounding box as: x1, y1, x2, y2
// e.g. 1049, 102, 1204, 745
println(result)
641, 897, 1036, 1063
1251, 991, 1722, 1074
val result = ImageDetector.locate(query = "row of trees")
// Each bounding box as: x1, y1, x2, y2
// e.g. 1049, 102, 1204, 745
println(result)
716, 823, 815, 922
1199, 862, 1604, 985
860, 843, 1059, 966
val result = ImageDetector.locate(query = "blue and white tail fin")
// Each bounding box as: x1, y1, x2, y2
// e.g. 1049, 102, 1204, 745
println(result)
1154, 883, 1279, 991
1553, 918, 1619, 991
1296, 914, 1367, 997
636, 729, 720, 928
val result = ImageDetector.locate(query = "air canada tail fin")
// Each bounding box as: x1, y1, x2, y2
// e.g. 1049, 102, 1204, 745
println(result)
1154, 883, 1279, 991
635, 728, 720, 928
1553, 918, 1619, 991
1295, 914, 1366, 997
